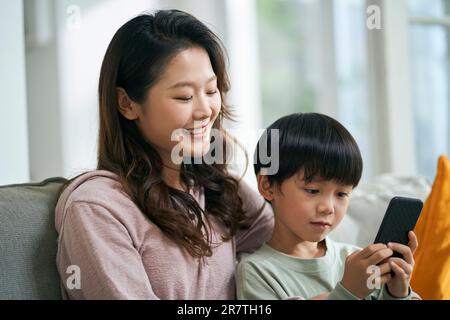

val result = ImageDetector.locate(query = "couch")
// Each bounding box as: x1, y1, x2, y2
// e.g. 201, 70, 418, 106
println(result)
0, 174, 431, 299
0, 177, 67, 299
331, 174, 431, 247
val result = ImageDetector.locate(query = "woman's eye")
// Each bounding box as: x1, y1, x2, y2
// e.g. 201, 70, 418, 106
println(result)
207, 90, 218, 96
304, 189, 319, 194
175, 96, 193, 101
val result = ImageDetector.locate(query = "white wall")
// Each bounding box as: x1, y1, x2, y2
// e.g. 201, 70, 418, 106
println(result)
367, 0, 417, 176
224, 0, 263, 188
0, 0, 30, 185
25, 0, 159, 181
3, 0, 426, 185
23, 0, 254, 183
25, 0, 64, 182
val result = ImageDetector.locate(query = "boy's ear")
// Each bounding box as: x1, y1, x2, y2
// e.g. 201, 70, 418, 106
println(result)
116, 87, 140, 120
256, 173, 274, 202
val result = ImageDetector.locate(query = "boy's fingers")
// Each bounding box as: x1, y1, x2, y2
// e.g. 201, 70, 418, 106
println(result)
387, 242, 414, 265
359, 243, 388, 259
408, 231, 419, 254
379, 273, 392, 285
374, 262, 392, 276
387, 258, 413, 275
390, 261, 408, 278
366, 248, 394, 266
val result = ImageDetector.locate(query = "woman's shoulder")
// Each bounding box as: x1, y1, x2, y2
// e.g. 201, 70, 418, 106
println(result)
54, 170, 138, 229
55, 170, 150, 238
60, 170, 129, 206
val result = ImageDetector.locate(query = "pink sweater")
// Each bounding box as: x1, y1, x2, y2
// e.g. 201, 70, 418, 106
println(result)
55, 170, 274, 299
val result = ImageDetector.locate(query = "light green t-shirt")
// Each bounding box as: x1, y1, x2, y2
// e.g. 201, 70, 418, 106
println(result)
236, 238, 415, 300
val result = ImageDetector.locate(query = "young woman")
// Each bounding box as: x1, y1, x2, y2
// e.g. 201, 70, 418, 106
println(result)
55, 10, 273, 299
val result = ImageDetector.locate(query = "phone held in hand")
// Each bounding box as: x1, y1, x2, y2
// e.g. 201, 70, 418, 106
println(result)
374, 197, 423, 258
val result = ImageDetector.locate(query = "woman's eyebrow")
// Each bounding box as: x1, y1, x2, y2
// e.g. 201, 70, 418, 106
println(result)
167, 75, 217, 89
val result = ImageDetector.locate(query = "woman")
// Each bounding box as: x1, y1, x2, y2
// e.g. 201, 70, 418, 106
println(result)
55, 9, 274, 299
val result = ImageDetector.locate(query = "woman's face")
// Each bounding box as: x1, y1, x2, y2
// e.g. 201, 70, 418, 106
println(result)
136, 46, 221, 165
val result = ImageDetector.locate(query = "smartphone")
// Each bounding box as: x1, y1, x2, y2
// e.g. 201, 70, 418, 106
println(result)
373, 196, 423, 258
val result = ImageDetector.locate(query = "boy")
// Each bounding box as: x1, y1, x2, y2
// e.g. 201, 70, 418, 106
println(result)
236, 113, 420, 300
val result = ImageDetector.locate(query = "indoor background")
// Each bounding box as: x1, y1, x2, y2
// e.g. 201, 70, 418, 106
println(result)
0, 0, 448, 188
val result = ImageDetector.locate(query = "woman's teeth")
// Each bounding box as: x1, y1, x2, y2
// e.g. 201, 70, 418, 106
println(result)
180, 128, 205, 138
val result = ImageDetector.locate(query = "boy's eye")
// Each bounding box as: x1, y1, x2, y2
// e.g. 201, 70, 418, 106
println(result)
304, 189, 319, 194
337, 192, 349, 198
175, 96, 193, 101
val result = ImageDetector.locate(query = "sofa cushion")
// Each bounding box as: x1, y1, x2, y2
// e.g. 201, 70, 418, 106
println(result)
0, 177, 67, 299
331, 174, 431, 248
411, 155, 450, 299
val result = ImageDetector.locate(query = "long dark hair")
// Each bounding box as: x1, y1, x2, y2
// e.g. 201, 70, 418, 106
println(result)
61, 10, 251, 258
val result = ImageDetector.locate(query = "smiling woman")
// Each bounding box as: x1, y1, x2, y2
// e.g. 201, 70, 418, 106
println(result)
116, 46, 221, 176
54, 10, 274, 299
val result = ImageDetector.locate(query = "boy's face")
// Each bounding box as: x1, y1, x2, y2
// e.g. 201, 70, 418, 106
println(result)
268, 172, 353, 243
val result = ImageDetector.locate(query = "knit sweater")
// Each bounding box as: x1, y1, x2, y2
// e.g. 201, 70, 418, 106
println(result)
55, 170, 274, 299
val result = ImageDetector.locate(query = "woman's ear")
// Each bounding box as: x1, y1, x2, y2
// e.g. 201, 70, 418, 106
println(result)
256, 173, 275, 202
116, 87, 140, 120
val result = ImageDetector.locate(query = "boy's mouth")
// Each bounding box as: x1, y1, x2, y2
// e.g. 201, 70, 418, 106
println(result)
310, 221, 332, 229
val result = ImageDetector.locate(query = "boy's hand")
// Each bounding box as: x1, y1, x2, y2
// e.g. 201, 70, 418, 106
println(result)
341, 243, 393, 299
385, 231, 418, 298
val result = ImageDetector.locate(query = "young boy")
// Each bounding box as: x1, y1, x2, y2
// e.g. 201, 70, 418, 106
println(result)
236, 113, 420, 300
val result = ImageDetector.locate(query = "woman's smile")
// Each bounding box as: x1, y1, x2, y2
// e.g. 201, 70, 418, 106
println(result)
185, 121, 211, 140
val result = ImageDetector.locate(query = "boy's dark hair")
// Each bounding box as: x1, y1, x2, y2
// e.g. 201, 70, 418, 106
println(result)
254, 113, 363, 187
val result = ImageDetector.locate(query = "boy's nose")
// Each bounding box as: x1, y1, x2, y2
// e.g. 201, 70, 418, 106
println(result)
317, 199, 335, 215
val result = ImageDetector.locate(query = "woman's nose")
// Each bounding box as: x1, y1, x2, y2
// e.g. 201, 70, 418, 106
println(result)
192, 94, 212, 120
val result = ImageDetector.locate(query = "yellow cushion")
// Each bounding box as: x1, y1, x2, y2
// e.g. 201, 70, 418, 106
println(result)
411, 155, 450, 299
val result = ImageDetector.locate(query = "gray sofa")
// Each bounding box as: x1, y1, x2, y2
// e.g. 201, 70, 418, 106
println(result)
0, 174, 430, 300
0, 177, 67, 299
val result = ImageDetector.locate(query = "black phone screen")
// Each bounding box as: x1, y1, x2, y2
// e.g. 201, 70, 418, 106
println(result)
373, 196, 423, 256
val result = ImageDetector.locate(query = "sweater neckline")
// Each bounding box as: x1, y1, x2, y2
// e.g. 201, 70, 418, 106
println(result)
260, 237, 337, 273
